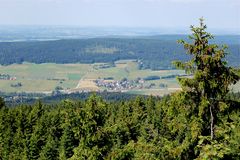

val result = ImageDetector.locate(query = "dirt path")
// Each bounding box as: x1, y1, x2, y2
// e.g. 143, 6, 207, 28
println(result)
75, 66, 98, 90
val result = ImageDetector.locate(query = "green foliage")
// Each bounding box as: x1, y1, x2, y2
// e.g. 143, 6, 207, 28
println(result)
0, 20, 239, 159
171, 18, 240, 159
39, 135, 58, 160
0, 92, 239, 159
59, 125, 76, 159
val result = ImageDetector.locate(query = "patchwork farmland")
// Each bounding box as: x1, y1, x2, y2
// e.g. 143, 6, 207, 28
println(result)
0, 60, 239, 96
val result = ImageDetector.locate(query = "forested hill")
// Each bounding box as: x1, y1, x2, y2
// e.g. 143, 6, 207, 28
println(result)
0, 35, 239, 69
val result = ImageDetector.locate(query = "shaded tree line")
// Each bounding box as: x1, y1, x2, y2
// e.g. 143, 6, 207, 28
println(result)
3, 92, 147, 106
0, 36, 239, 70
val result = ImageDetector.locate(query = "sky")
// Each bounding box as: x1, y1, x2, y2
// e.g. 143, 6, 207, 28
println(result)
0, 0, 239, 31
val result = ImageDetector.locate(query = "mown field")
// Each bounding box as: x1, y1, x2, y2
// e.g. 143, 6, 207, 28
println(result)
0, 60, 239, 95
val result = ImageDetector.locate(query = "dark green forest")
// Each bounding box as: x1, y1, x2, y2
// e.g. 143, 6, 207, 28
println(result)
0, 35, 239, 70
2, 91, 145, 106
0, 92, 239, 160
0, 20, 240, 159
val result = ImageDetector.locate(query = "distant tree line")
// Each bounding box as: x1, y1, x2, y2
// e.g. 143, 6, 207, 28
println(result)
2, 91, 146, 106
0, 36, 239, 70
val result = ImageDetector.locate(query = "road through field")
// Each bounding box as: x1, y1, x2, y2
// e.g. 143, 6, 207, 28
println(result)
75, 66, 99, 91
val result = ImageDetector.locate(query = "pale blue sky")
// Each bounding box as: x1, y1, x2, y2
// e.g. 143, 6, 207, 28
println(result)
0, 0, 239, 30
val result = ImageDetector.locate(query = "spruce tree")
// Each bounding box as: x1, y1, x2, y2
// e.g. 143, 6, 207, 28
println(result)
39, 135, 58, 160
174, 18, 239, 140
59, 125, 76, 159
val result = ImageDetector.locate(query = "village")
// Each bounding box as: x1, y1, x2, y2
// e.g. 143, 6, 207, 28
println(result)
0, 74, 16, 80
95, 78, 146, 91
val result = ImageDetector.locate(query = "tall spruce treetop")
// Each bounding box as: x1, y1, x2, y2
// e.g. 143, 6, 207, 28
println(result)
174, 18, 239, 140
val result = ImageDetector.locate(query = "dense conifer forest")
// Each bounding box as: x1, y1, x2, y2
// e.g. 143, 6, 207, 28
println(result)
0, 35, 239, 70
0, 20, 240, 159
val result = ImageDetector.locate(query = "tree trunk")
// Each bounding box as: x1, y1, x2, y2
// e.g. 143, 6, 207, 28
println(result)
210, 104, 214, 140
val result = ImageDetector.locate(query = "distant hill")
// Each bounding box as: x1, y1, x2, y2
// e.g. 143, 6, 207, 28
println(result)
0, 35, 239, 69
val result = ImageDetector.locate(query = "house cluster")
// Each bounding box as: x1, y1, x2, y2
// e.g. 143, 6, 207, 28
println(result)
94, 78, 145, 91
0, 74, 16, 80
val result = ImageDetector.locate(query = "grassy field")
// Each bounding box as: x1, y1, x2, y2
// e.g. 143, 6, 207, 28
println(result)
0, 63, 91, 93
0, 60, 239, 95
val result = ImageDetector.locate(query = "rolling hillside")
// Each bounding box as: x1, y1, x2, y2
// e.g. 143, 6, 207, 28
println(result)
0, 35, 239, 70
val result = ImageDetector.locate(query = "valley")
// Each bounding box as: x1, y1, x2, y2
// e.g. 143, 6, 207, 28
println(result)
0, 60, 186, 96
1, 60, 239, 97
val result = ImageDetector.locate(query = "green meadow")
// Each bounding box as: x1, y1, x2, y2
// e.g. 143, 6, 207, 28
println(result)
0, 60, 239, 95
